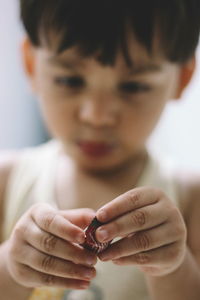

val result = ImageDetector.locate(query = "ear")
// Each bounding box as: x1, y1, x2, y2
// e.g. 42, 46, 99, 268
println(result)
175, 56, 196, 99
21, 37, 37, 90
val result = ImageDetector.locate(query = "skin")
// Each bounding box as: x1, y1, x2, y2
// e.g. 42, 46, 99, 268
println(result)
25, 37, 182, 173
95, 187, 185, 275
1, 31, 200, 300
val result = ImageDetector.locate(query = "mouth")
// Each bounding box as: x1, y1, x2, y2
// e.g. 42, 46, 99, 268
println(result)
77, 140, 115, 158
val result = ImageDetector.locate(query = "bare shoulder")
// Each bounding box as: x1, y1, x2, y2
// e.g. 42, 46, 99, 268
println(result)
176, 170, 200, 260
0, 151, 20, 240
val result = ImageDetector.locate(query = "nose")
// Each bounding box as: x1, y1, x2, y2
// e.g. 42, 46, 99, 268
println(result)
78, 96, 118, 128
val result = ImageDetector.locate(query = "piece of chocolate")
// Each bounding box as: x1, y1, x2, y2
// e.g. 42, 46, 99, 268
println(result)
81, 217, 112, 254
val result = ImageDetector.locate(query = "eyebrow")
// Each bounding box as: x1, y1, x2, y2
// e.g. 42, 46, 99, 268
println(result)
48, 56, 162, 75
47, 56, 81, 70
128, 63, 162, 75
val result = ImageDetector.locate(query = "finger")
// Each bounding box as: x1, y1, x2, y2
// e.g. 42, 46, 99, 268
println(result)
96, 200, 168, 243
98, 222, 178, 261
112, 242, 179, 271
14, 263, 91, 290
96, 187, 161, 223
25, 222, 97, 266
31, 204, 85, 244
60, 208, 96, 229
18, 244, 96, 281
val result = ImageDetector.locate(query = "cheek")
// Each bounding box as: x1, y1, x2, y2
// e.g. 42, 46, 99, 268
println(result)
32, 65, 77, 138
120, 93, 168, 145
37, 93, 75, 138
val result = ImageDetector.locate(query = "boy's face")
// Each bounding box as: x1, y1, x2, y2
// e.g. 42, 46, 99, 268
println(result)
24, 34, 194, 172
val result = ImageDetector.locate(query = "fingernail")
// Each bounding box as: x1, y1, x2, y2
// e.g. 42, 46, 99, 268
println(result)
96, 229, 109, 242
97, 210, 107, 222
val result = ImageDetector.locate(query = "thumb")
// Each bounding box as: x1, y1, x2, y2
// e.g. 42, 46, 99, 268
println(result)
60, 208, 96, 229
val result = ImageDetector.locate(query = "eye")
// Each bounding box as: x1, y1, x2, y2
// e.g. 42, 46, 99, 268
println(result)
54, 76, 85, 88
119, 81, 151, 94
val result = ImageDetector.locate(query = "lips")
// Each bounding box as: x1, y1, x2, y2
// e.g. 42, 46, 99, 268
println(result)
77, 140, 114, 157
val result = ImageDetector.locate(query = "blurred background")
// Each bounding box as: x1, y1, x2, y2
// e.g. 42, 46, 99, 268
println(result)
0, 0, 200, 171
0, 0, 49, 149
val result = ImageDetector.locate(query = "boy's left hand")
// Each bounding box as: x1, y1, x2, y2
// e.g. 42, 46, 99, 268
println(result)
96, 187, 187, 277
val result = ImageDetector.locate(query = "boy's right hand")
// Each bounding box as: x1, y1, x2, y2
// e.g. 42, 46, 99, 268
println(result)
5, 204, 97, 290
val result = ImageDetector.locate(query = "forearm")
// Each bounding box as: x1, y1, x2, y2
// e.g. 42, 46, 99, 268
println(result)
0, 241, 32, 300
146, 248, 200, 300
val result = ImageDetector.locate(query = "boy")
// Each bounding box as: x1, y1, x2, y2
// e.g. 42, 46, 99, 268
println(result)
0, 0, 200, 299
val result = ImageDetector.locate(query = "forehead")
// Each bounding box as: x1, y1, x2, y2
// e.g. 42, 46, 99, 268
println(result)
42, 32, 166, 72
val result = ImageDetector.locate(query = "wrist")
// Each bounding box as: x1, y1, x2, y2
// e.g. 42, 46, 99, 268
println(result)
146, 248, 200, 300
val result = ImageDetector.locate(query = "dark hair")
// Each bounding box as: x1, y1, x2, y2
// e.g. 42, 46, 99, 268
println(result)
20, 0, 200, 65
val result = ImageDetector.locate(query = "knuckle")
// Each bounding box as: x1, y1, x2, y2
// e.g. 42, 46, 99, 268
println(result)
14, 223, 28, 239
134, 232, 150, 251
134, 252, 150, 265
32, 204, 57, 231
42, 234, 57, 253
41, 255, 55, 272
127, 190, 140, 209
42, 213, 56, 231
131, 210, 147, 228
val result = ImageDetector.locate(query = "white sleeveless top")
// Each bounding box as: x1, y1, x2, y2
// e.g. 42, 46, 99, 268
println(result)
2, 141, 180, 300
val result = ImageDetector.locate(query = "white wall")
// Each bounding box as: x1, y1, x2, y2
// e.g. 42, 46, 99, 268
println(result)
0, 0, 48, 149
0, 0, 200, 171
148, 49, 200, 171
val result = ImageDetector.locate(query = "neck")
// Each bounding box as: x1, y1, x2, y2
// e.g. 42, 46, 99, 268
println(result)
56, 148, 149, 211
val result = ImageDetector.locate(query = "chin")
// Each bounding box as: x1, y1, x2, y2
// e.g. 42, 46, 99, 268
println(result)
62, 141, 135, 174
75, 155, 130, 175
